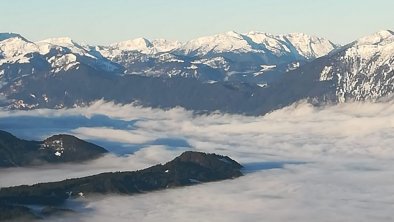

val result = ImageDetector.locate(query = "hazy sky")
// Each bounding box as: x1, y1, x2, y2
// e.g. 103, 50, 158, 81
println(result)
1, 0, 393, 45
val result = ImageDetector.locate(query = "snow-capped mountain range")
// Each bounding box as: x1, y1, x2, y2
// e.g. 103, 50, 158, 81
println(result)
94, 31, 337, 82
0, 30, 393, 114
0, 33, 121, 73
177, 31, 335, 59
100, 31, 335, 59
0, 31, 337, 84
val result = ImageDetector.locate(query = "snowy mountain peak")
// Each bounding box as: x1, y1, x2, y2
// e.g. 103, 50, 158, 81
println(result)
284, 32, 329, 44
37, 37, 77, 47
108, 37, 182, 54
343, 30, 394, 60
356, 30, 394, 46
285, 32, 314, 38
150, 39, 182, 52
112, 37, 153, 52
246, 31, 269, 35
283, 33, 337, 59
0, 34, 38, 59
224, 31, 243, 39
180, 31, 253, 55
245, 31, 273, 38
0, 33, 27, 42
243, 31, 336, 59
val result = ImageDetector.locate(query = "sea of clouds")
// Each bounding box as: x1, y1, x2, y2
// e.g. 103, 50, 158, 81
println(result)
0, 100, 393, 221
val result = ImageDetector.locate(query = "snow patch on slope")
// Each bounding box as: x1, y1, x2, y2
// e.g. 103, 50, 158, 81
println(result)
49, 54, 79, 72
318, 30, 394, 102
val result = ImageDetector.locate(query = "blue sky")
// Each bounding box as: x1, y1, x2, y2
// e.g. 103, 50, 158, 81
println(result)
1, 0, 393, 45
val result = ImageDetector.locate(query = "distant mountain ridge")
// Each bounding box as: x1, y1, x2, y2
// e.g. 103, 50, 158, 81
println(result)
0, 30, 393, 114
0, 31, 337, 84
95, 31, 337, 82
102, 31, 336, 59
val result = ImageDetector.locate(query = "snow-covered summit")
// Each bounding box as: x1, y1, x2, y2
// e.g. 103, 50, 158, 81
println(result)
343, 30, 394, 61
283, 32, 337, 59
0, 33, 27, 42
245, 31, 289, 54
179, 31, 255, 55
0, 34, 39, 63
36, 37, 90, 58
151, 39, 182, 53
105, 38, 181, 55
243, 31, 337, 59
111, 37, 153, 53
38, 37, 76, 46
356, 30, 394, 46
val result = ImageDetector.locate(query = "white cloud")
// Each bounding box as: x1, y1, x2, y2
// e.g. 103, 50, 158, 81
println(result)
1, 100, 394, 221
72, 127, 153, 144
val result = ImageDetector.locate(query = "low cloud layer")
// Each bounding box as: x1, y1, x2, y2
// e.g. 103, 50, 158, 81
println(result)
0, 100, 394, 221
